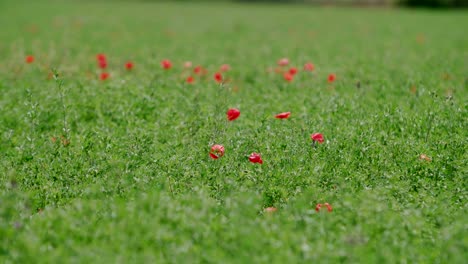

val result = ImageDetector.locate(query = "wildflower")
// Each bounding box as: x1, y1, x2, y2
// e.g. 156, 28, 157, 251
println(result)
96, 54, 106, 61
226, 108, 240, 121
214, 72, 223, 83
277, 58, 289, 67
220, 64, 230, 72
98, 60, 107, 69
310, 133, 324, 144
210, 144, 225, 159
328, 73, 336, 83
249, 153, 263, 164
161, 59, 172, 69
304, 62, 314, 71
275, 112, 291, 119
194, 65, 203, 74
283, 72, 294, 82
125, 61, 134, 70
288, 67, 298, 76
25, 55, 34, 63
186, 76, 194, 84
100, 72, 110, 81
315, 203, 332, 212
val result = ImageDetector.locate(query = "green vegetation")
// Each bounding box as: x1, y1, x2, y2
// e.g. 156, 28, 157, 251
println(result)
1, 0, 467, 262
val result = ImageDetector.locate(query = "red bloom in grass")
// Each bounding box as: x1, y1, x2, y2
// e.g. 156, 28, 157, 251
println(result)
25, 55, 34, 63
220, 64, 231, 72
275, 112, 291, 119
288, 67, 298, 76
186, 76, 194, 84
310, 133, 324, 144
226, 108, 240, 121
304, 62, 315, 71
194, 65, 202, 74
210, 144, 225, 159
125, 61, 134, 70
96, 53, 106, 62
264, 207, 277, 213
249, 153, 263, 164
161, 59, 172, 70
100, 72, 110, 81
283, 72, 294, 82
277, 58, 289, 67
214, 72, 223, 83
98, 59, 107, 69
328, 73, 336, 83
315, 203, 332, 212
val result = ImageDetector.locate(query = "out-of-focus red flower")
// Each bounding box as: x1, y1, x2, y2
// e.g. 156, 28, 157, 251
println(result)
161, 59, 172, 69
98, 60, 107, 69
100, 72, 110, 81
96, 54, 106, 61
226, 108, 240, 121
277, 58, 289, 67
125, 61, 134, 70
283, 72, 294, 82
310, 133, 324, 144
220, 64, 230, 72
264, 207, 277, 213
304, 63, 315, 71
186, 76, 194, 84
184, 61, 192, 68
214, 72, 223, 83
328, 73, 336, 83
25, 55, 34, 63
288, 67, 298, 75
315, 203, 332, 212
249, 153, 263, 164
275, 112, 291, 119
210, 144, 225, 159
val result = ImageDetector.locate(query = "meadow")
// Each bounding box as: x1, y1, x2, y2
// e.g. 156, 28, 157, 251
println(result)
0, 0, 467, 262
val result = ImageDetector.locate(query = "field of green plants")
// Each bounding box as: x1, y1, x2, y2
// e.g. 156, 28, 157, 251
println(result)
1, 0, 467, 262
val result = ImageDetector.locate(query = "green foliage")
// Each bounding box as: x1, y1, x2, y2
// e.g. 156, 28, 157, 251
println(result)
0, 1, 467, 262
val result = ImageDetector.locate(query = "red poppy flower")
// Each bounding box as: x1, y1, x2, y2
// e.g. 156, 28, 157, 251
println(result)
328, 73, 336, 83
275, 112, 291, 119
161, 59, 172, 70
100, 72, 110, 81
98, 60, 107, 69
283, 72, 294, 82
249, 153, 263, 164
25, 55, 34, 63
220, 64, 230, 72
310, 133, 324, 144
315, 203, 332, 212
125, 61, 134, 70
277, 58, 289, 67
194, 65, 202, 74
214, 72, 223, 83
226, 108, 240, 121
264, 207, 277, 213
186, 76, 194, 84
288, 67, 298, 75
304, 63, 315, 71
210, 144, 225, 159
96, 53, 106, 61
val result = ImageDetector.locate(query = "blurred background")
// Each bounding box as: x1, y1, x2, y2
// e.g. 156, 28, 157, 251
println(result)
139, 0, 468, 8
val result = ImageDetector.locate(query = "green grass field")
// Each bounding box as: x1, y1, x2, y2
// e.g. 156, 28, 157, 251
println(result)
1, 0, 467, 262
